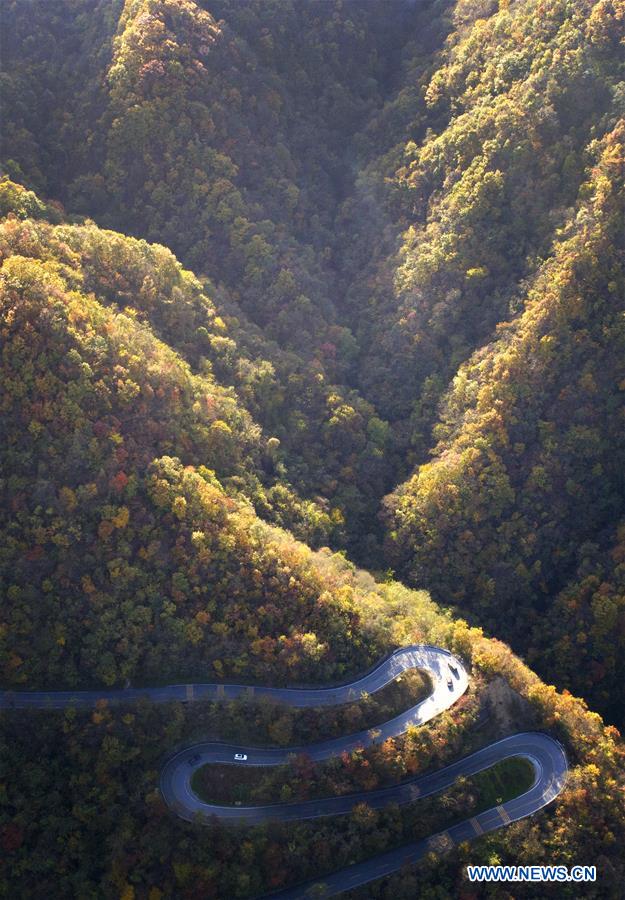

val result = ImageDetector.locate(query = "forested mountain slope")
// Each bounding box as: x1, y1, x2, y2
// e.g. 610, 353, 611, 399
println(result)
0, 181, 371, 687
341, 0, 625, 438
0, 0, 423, 552
3, 0, 625, 708
385, 123, 625, 722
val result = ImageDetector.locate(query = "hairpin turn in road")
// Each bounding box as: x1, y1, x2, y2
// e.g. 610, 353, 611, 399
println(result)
1, 645, 567, 899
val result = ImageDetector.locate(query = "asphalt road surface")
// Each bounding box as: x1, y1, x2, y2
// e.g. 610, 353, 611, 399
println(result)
1, 645, 568, 898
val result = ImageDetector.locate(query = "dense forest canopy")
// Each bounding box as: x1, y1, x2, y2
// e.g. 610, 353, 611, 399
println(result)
1, 0, 625, 897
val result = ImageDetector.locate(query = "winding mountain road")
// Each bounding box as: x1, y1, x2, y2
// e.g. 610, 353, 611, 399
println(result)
1, 645, 568, 899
